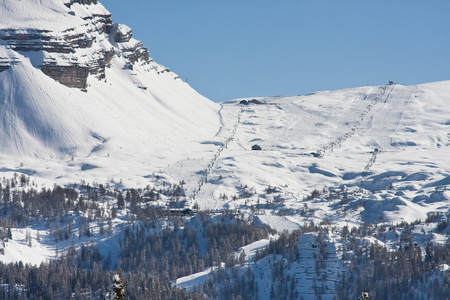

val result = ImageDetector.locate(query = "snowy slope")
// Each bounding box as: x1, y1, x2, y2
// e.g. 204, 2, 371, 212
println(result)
186, 82, 450, 225
0, 0, 87, 31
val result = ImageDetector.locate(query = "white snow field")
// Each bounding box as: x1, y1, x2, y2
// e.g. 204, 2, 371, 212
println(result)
189, 83, 450, 220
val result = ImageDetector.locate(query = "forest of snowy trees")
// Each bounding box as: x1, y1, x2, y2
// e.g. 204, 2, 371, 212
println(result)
0, 174, 449, 299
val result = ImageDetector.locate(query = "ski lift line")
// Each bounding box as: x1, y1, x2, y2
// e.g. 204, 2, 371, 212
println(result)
316, 85, 390, 157
360, 148, 380, 187
359, 86, 416, 186
189, 108, 244, 201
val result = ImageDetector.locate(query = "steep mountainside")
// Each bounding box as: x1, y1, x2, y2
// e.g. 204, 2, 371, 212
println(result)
0, 0, 220, 162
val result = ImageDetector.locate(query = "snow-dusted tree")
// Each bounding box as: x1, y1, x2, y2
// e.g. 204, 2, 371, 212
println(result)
111, 274, 125, 299
357, 288, 369, 300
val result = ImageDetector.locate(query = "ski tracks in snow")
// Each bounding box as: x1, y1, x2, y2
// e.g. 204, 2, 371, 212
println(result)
214, 104, 225, 138
363, 85, 418, 149
292, 233, 342, 299
190, 107, 243, 202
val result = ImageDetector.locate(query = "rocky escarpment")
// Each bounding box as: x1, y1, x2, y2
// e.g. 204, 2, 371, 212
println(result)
0, 0, 152, 89
41, 63, 89, 89
114, 24, 132, 43
0, 56, 19, 72
0, 26, 110, 89
111, 23, 150, 66
64, 0, 99, 8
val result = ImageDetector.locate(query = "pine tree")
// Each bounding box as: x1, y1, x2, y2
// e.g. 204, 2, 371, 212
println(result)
111, 274, 125, 299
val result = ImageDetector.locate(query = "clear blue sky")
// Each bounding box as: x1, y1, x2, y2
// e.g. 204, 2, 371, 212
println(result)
102, 0, 450, 102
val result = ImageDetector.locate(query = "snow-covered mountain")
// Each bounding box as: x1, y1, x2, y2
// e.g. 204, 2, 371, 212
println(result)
198, 83, 450, 221
0, 0, 449, 299
0, 0, 220, 165
1, 0, 448, 212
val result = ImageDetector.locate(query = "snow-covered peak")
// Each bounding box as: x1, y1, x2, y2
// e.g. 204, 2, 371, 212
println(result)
0, 0, 108, 31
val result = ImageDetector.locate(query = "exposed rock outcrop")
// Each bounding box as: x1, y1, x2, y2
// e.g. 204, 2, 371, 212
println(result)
114, 24, 132, 43
0, 57, 16, 72
0, 48, 20, 72
111, 23, 149, 64
0, 0, 169, 90
41, 63, 89, 89
0, 24, 110, 87
64, 0, 98, 8
0, 29, 71, 53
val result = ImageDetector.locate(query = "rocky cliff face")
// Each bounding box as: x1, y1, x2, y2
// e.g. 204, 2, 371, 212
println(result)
0, 56, 19, 72
65, 0, 99, 8
0, 0, 154, 89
